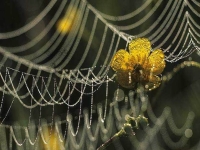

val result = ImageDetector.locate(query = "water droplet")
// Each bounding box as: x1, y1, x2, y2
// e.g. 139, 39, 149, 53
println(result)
185, 129, 193, 138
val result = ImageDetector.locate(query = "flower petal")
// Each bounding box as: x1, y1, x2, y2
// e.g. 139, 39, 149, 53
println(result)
111, 49, 134, 72
144, 75, 161, 91
129, 38, 151, 65
147, 49, 165, 75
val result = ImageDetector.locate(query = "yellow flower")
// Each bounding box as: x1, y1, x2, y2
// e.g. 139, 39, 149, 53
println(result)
110, 38, 165, 91
56, 6, 78, 34
41, 127, 63, 150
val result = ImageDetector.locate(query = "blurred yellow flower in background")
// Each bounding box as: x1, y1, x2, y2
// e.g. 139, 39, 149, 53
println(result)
56, 5, 79, 34
41, 127, 64, 150
111, 38, 165, 91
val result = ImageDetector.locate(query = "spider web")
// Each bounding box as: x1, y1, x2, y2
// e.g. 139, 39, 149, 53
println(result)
0, 0, 200, 149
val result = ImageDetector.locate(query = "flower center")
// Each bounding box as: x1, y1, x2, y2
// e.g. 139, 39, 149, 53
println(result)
134, 64, 143, 75
131, 63, 149, 85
